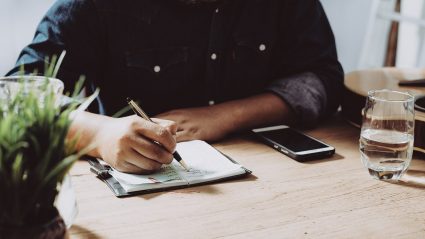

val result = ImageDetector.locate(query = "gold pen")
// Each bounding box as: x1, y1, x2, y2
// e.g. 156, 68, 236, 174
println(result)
126, 97, 190, 171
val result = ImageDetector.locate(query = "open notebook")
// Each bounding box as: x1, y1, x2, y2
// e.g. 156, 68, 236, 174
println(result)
88, 140, 251, 197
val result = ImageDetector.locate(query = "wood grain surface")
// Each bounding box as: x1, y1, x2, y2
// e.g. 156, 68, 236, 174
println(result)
69, 117, 425, 239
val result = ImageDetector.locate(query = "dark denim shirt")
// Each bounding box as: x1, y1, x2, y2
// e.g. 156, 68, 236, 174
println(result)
8, 0, 343, 127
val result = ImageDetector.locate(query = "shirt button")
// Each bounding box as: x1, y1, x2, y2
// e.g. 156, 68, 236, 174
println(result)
259, 44, 266, 51
209, 100, 215, 106
215, 8, 219, 13
211, 53, 217, 60
154, 65, 161, 73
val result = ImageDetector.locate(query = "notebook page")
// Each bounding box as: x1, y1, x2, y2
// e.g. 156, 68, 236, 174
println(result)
110, 163, 187, 192
109, 140, 245, 192
173, 140, 246, 184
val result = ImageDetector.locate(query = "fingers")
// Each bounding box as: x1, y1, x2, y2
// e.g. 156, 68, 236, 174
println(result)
125, 149, 162, 173
113, 161, 154, 175
112, 147, 163, 174
131, 118, 176, 153
127, 134, 173, 164
99, 116, 178, 174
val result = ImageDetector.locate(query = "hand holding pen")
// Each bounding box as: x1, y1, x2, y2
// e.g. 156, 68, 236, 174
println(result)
88, 111, 178, 174
127, 98, 190, 171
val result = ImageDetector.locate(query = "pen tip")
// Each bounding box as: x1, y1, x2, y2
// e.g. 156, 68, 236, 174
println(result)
126, 97, 132, 103
180, 160, 190, 171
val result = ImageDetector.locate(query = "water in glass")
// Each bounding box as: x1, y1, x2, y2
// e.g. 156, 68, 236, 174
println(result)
360, 90, 414, 180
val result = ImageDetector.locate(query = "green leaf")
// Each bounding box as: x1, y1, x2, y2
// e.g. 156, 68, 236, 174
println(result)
52, 51, 66, 78
12, 154, 23, 184
112, 104, 132, 118
0, 52, 98, 226
41, 154, 78, 189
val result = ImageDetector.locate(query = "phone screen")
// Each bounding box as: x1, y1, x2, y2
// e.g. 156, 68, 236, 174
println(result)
258, 128, 328, 152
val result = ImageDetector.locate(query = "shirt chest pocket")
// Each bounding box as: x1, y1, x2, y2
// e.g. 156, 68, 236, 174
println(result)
125, 47, 189, 98
234, 38, 270, 63
225, 38, 272, 96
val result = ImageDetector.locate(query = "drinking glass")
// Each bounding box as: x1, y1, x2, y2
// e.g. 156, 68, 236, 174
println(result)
55, 174, 78, 228
0, 75, 64, 109
360, 89, 415, 180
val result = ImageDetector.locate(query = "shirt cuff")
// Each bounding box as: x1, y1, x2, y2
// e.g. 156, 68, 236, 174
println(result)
266, 72, 327, 127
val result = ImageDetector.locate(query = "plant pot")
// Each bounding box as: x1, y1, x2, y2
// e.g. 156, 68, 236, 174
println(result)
0, 208, 68, 239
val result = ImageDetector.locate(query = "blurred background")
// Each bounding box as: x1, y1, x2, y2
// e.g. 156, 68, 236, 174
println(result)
0, 0, 424, 76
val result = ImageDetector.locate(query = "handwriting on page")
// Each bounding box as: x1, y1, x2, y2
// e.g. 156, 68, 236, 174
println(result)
149, 165, 182, 182
173, 140, 245, 183
180, 168, 216, 181
111, 164, 183, 185
109, 140, 247, 193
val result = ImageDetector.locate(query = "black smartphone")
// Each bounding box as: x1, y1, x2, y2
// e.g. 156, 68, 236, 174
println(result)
252, 125, 335, 161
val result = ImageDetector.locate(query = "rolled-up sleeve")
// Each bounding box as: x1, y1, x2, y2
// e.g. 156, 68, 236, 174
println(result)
266, 72, 327, 127
272, 0, 344, 127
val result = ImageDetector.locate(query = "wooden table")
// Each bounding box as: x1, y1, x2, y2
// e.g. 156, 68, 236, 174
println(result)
68, 116, 425, 238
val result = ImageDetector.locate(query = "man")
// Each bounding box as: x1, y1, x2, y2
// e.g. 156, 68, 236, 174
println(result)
8, 0, 343, 173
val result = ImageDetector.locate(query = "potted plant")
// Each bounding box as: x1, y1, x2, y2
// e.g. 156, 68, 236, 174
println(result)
0, 54, 94, 238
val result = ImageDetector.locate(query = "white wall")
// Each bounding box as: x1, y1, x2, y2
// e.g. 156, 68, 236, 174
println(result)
0, 0, 55, 76
321, 0, 377, 73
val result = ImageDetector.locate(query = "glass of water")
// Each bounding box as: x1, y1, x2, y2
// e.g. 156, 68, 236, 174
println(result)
0, 75, 64, 108
360, 89, 415, 180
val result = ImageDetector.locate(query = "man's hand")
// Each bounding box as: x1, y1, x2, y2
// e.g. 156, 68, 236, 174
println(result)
94, 116, 177, 174
156, 107, 231, 142
69, 112, 177, 174
156, 93, 294, 143
68, 93, 292, 172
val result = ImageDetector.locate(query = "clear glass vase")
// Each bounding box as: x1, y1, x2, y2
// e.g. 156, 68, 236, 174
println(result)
55, 174, 78, 228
